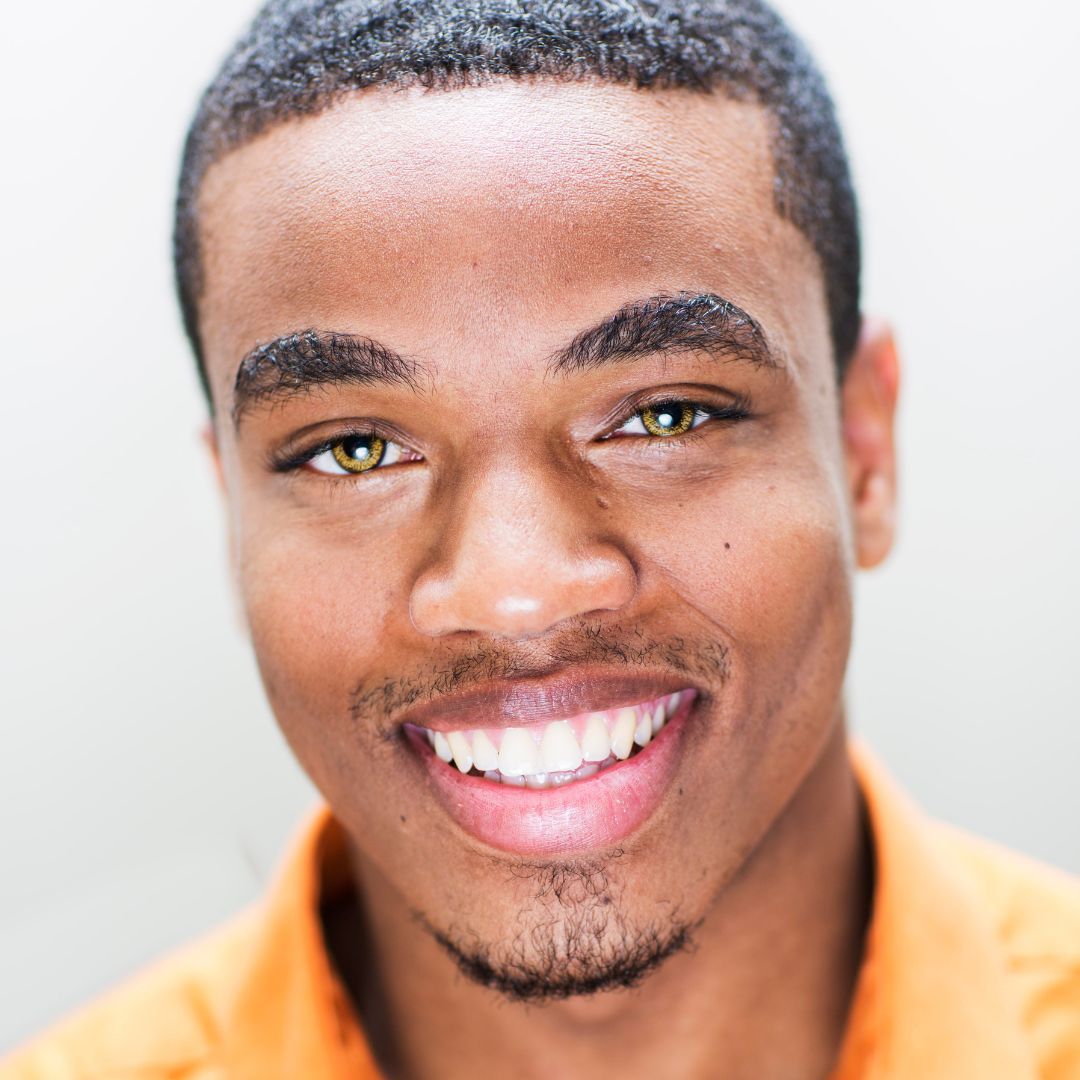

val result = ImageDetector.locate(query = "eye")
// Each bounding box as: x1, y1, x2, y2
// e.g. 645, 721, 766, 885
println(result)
306, 433, 408, 476
615, 401, 708, 438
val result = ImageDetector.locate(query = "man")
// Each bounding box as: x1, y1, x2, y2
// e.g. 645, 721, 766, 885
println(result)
5, 0, 1079, 1076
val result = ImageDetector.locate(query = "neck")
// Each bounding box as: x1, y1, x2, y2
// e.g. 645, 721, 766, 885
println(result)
327, 721, 872, 1080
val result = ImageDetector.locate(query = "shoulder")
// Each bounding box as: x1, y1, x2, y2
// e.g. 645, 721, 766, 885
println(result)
1, 910, 259, 1080
934, 822, 1080, 1076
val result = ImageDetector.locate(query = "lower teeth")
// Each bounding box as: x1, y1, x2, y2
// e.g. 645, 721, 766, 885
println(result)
474, 753, 624, 788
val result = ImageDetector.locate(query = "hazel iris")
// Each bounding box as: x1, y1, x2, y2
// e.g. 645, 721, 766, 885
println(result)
331, 434, 385, 473
641, 402, 695, 437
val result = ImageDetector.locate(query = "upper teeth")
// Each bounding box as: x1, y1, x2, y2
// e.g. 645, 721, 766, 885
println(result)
421, 691, 690, 781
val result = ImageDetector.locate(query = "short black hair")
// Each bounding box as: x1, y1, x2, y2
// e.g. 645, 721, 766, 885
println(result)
175, 0, 860, 400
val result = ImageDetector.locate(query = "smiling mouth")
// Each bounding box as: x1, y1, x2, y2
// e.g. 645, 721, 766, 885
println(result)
410, 689, 695, 790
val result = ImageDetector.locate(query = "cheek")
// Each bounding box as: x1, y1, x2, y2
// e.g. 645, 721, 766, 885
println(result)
619, 460, 854, 867
629, 454, 853, 705
236, 524, 403, 777
233, 516, 514, 919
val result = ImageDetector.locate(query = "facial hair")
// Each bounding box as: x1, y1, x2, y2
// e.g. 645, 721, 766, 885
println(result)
349, 621, 727, 1003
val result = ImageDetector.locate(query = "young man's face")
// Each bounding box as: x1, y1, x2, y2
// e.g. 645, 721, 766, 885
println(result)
197, 81, 894, 998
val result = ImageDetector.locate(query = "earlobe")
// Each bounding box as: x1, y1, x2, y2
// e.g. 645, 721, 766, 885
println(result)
841, 318, 900, 569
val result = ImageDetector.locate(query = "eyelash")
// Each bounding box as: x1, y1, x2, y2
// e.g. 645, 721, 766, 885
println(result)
606, 397, 750, 441
272, 396, 750, 477
272, 430, 401, 475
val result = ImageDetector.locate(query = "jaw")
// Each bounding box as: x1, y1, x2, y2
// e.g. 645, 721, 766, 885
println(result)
325, 702, 865, 1071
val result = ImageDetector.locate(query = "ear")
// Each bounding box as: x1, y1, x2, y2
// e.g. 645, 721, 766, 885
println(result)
841, 318, 900, 569
200, 418, 250, 633
201, 421, 226, 494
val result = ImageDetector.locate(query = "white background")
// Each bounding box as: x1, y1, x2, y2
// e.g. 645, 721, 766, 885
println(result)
1, 0, 1077, 1051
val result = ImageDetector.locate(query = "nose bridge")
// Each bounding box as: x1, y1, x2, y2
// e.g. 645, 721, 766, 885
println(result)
409, 456, 636, 639
465, 461, 564, 565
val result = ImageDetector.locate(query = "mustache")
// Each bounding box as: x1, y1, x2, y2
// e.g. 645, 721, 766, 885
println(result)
348, 621, 730, 735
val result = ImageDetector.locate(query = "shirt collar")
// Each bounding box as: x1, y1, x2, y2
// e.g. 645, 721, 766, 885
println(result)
226, 806, 378, 1079
226, 742, 1038, 1079
833, 741, 1037, 1078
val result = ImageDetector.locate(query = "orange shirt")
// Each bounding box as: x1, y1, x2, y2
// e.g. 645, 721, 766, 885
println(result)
5, 744, 1080, 1078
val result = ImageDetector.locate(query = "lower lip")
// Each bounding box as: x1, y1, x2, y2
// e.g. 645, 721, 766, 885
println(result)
408, 694, 695, 855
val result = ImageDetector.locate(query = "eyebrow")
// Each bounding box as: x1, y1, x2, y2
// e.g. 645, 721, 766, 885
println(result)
547, 292, 782, 376
231, 330, 425, 425
231, 292, 778, 425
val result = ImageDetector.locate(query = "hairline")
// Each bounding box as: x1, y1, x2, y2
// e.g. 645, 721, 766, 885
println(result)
185, 74, 816, 405
174, 0, 860, 399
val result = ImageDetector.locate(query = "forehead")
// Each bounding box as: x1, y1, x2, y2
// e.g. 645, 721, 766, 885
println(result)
197, 80, 827, 399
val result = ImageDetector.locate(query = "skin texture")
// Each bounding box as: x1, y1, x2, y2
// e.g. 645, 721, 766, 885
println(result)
198, 80, 899, 1079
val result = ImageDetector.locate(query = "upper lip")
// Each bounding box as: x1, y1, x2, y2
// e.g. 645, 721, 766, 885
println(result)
395, 667, 698, 732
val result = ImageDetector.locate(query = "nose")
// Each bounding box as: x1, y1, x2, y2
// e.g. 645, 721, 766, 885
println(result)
409, 464, 636, 639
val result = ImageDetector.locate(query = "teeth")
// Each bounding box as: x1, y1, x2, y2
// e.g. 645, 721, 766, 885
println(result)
548, 771, 578, 787
651, 702, 666, 735
422, 690, 691, 785
581, 713, 611, 762
633, 710, 652, 748
471, 730, 500, 772
540, 720, 583, 773
498, 727, 540, 777
611, 708, 637, 760
447, 731, 473, 774
432, 731, 453, 763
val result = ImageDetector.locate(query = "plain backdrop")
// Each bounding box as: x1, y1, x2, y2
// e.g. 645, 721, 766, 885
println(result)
1, 0, 1078, 1052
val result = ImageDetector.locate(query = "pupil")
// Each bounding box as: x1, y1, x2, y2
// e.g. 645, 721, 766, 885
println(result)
344, 437, 371, 460
641, 402, 692, 438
